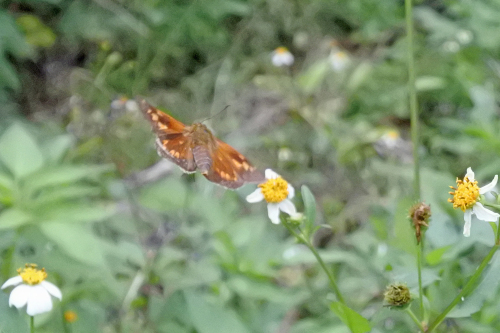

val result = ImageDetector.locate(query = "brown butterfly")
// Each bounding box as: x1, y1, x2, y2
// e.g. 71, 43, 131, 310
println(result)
139, 99, 265, 189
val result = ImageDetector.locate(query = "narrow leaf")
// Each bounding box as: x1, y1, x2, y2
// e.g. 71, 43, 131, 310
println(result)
301, 185, 316, 234
330, 301, 371, 333
39, 223, 106, 266
184, 290, 250, 333
0, 208, 33, 230
0, 123, 44, 178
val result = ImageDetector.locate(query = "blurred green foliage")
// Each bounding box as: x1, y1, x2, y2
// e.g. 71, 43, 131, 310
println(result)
1, 0, 500, 332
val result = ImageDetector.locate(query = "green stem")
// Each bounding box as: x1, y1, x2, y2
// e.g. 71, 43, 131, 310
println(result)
30, 316, 34, 333
416, 239, 425, 319
282, 219, 346, 305
406, 0, 424, 325
426, 244, 499, 332
406, 308, 424, 332
405, 0, 421, 198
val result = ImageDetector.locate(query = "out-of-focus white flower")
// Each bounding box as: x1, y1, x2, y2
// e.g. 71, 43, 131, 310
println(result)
377, 130, 401, 149
329, 50, 350, 72
1, 264, 62, 316
373, 129, 413, 164
442, 40, 460, 53
246, 169, 297, 223
448, 167, 500, 237
271, 47, 294, 67
456, 29, 473, 45
111, 96, 138, 112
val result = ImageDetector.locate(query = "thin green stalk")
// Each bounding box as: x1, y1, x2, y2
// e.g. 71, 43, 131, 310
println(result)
282, 220, 345, 305
426, 244, 499, 332
30, 316, 34, 333
406, 0, 424, 323
416, 240, 425, 318
405, 0, 421, 198
406, 308, 424, 332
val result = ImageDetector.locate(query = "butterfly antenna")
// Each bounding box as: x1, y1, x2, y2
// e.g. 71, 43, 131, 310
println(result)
200, 105, 230, 123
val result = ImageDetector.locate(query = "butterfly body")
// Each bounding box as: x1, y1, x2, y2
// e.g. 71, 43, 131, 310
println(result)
140, 99, 264, 189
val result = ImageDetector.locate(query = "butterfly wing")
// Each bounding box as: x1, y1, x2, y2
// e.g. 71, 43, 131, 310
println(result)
139, 99, 197, 172
203, 138, 265, 189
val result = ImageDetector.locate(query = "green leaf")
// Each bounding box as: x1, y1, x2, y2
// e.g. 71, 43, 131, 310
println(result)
184, 290, 250, 333
301, 185, 316, 235
448, 250, 500, 318
39, 222, 106, 266
41, 135, 74, 163
0, 11, 34, 58
0, 56, 20, 90
0, 123, 44, 178
0, 208, 33, 229
391, 197, 417, 256
36, 203, 115, 224
16, 14, 57, 48
0, 292, 29, 333
32, 186, 102, 207
0, 172, 13, 204
297, 60, 329, 94
0, 172, 13, 190
330, 301, 371, 333
426, 245, 452, 266
25, 164, 113, 192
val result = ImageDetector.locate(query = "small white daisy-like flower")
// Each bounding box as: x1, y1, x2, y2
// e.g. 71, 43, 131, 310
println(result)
448, 167, 499, 237
1, 264, 62, 316
328, 50, 350, 72
377, 130, 401, 150
246, 169, 297, 224
271, 47, 294, 67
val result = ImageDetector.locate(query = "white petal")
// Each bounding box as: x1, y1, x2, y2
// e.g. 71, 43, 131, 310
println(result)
480, 175, 498, 194
279, 199, 297, 216
287, 184, 295, 199
463, 210, 472, 237
41, 281, 62, 300
26, 285, 52, 316
271, 54, 282, 66
265, 169, 279, 179
272, 53, 294, 67
267, 203, 281, 224
466, 167, 475, 181
9, 285, 30, 309
472, 202, 500, 222
246, 189, 264, 203
1, 276, 22, 289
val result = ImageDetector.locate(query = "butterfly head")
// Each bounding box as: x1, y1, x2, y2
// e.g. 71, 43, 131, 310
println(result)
188, 123, 216, 146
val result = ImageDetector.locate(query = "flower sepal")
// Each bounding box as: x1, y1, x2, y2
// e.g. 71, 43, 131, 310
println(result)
285, 213, 304, 226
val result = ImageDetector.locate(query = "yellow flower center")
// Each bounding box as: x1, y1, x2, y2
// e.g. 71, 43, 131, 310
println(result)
259, 177, 289, 203
386, 130, 400, 139
448, 176, 480, 212
275, 47, 289, 54
17, 264, 47, 285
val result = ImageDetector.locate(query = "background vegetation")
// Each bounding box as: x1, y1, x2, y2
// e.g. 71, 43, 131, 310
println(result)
1, 0, 500, 332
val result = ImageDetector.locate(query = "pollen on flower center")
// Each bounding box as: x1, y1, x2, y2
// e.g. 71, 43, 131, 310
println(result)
259, 177, 289, 203
448, 176, 480, 212
17, 264, 47, 285
275, 47, 288, 54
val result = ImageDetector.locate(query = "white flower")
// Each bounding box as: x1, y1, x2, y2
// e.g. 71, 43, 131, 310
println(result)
246, 169, 297, 224
271, 47, 294, 67
1, 264, 62, 316
329, 50, 350, 72
448, 167, 499, 237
